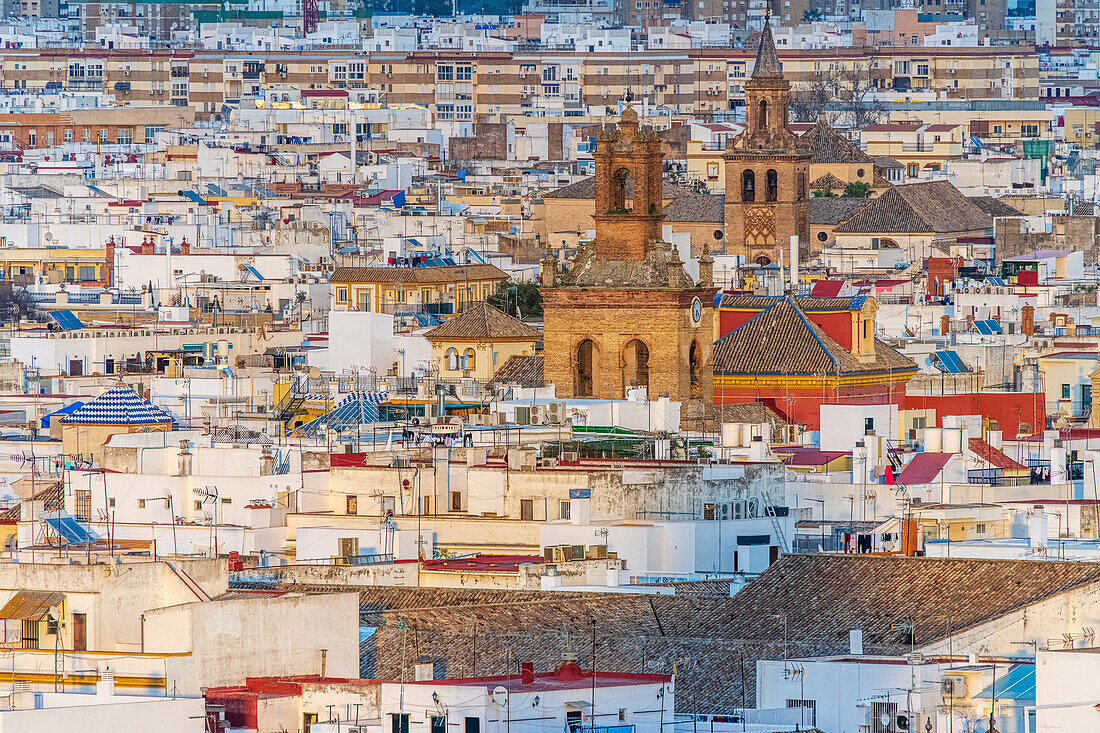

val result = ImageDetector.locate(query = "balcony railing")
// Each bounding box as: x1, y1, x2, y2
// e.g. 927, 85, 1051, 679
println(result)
966, 468, 1031, 486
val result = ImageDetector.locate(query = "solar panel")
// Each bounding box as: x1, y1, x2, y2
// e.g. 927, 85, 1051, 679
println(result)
44, 515, 99, 544
987, 320, 1003, 334
49, 310, 85, 331
934, 350, 969, 374
974, 320, 992, 335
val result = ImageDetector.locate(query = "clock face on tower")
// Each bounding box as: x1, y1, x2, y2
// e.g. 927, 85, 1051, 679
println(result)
692, 297, 702, 324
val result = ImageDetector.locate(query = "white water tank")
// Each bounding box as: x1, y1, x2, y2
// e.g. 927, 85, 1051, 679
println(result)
923, 427, 942, 453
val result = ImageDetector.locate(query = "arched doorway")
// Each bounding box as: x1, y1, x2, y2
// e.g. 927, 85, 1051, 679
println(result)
622, 339, 650, 397
575, 339, 600, 397
754, 255, 772, 267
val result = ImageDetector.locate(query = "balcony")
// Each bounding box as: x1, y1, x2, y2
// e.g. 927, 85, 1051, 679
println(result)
966, 468, 1031, 486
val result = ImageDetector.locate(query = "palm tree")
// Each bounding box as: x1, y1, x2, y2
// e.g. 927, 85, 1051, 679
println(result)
802, 8, 824, 21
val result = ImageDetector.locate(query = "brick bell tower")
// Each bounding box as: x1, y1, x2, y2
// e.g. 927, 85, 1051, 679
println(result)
541, 105, 716, 430
723, 16, 811, 266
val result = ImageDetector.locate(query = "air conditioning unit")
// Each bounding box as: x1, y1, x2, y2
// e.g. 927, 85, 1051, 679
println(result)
390, 456, 411, 468
731, 499, 745, 519
546, 401, 565, 425
941, 674, 968, 698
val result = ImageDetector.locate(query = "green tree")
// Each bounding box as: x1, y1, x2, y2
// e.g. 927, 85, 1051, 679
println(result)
486, 281, 543, 318
842, 181, 872, 198
813, 188, 837, 198
802, 8, 824, 21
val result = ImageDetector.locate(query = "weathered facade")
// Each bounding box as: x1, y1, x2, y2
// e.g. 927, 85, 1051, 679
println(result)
540, 106, 717, 428
723, 21, 811, 265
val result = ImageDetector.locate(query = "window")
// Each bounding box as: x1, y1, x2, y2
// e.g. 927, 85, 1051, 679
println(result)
338, 537, 359, 558
786, 699, 817, 726
707, 162, 719, 179
462, 348, 476, 370
108, 498, 116, 508
64, 128, 73, 143
117, 128, 133, 145
619, 709, 628, 722
520, 499, 534, 521
431, 717, 446, 733
391, 713, 410, 733
741, 169, 755, 202
1062, 384, 1071, 399
464, 717, 480, 733
82, 128, 91, 142
75, 490, 91, 520
98, 128, 109, 142
976, 523, 987, 534
446, 348, 459, 371
451, 491, 462, 512
560, 500, 571, 520
437, 65, 453, 81
765, 169, 778, 202
194, 500, 202, 510
347, 495, 358, 515
21, 620, 39, 650
138, 499, 146, 508
337, 287, 347, 303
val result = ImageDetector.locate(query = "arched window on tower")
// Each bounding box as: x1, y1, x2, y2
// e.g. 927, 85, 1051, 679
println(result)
766, 169, 778, 202
741, 169, 755, 203
610, 168, 631, 212
758, 100, 768, 131
446, 348, 459, 371
462, 348, 476, 370
797, 172, 806, 202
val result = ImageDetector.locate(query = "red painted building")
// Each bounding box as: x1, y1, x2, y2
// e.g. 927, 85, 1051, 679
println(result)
907, 391, 1045, 439
713, 295, 918, 430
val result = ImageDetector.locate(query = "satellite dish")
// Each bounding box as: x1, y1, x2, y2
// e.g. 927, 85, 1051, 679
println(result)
43, 232, 53, 242
492, 686, 509, 707
308, 366, 321, 379
47, 607, 59, 622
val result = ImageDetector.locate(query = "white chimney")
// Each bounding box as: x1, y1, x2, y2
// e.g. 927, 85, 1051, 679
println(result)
749, 435, 768, 462
987, 429, 1002, 450
1029, 505, 1048, 552
789, 235, 799, 294
414, 658, 434, 681
849, 627, 864, 655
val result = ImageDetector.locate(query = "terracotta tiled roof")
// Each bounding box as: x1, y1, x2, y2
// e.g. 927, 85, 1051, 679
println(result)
490, 354, 545, 388
717, 294, 864, 311
663, 191, 725, 223
424, 303, 541, 342
800, 117, 873, 164
833, 181, 992, 235
316, 554, 1100, 714
0, 481, 63, 523
968, 437, 1029, 471
872, 172, 894, 188
712, 296, 916, 376
810, 173, 846, 190
716, 401, 788, 425
330, 264, 508, 284
545, 177, 724, 224
969, 196, 1025, 219
809, 196, 874, 225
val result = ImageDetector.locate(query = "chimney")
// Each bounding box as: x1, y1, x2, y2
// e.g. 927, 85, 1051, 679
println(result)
176, 440, 192, 477
1022, 305, 1035, 336
849, 627, 864, 655
520, 662, 535, 685
789, 234, 799, 294
1029, 505, 1048, 552
940, 314, 950, 336
180, 236, 190, 255
414, 656, 434, 681
748, 435, 768, 462
105, 236, 115, 287
141, 235, 154, 254
260, 445, 274, 476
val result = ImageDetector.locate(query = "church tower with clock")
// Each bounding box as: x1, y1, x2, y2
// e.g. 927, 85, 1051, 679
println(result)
541, 105, 716, 428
